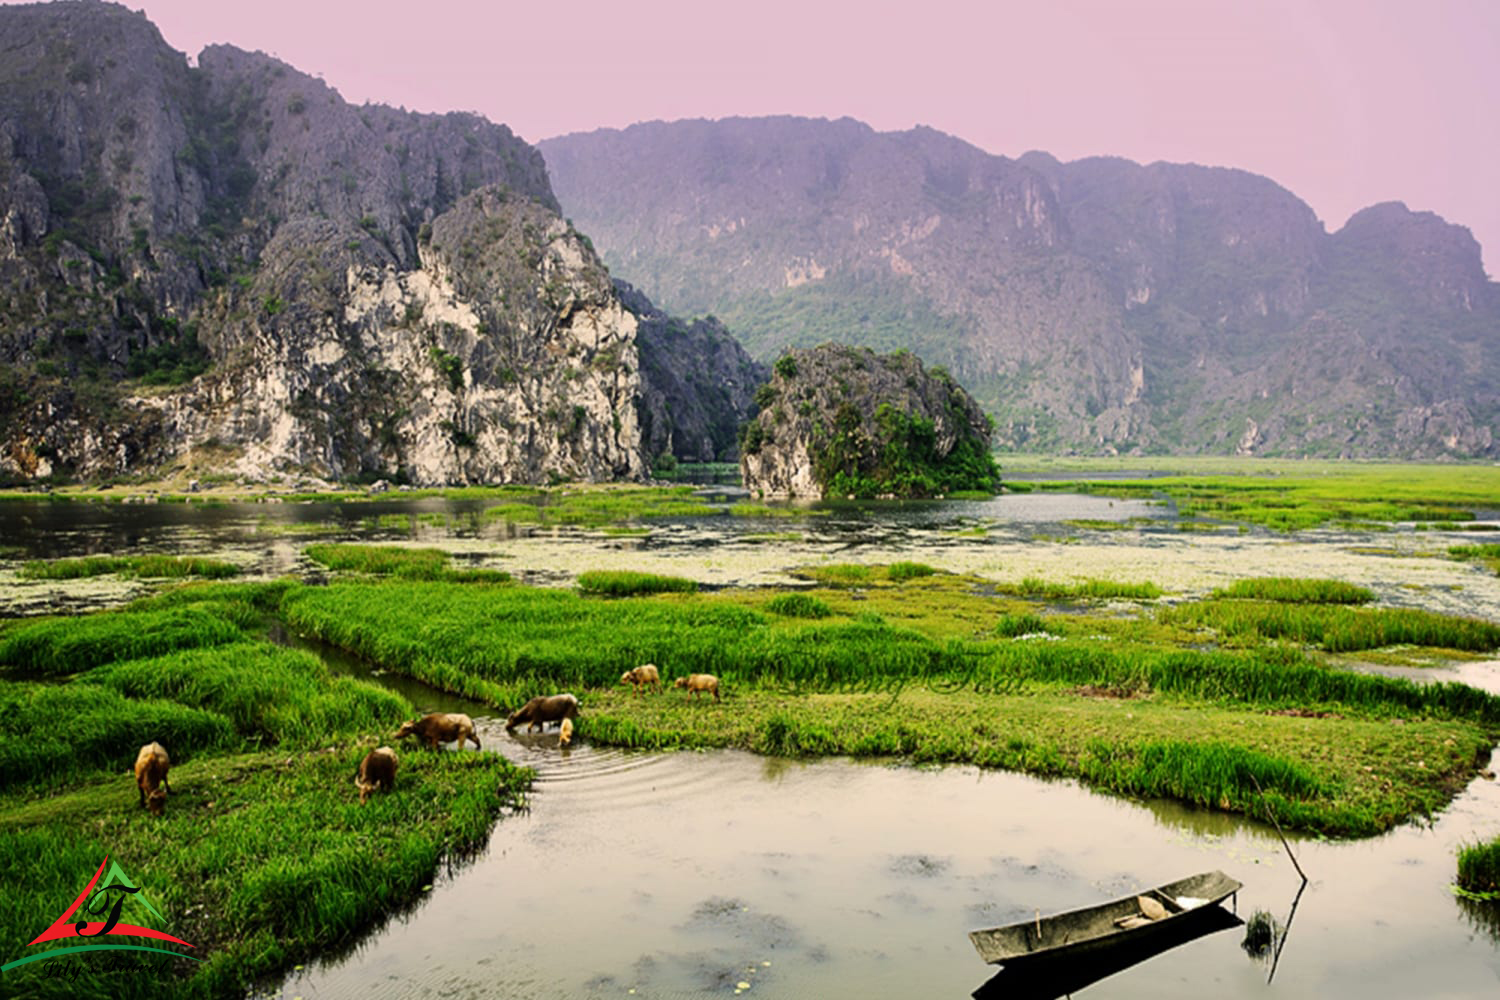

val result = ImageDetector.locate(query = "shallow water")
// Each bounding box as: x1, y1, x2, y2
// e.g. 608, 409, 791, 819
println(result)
241, 642, 1500, 1000
4, 492, 1499, 620
8, 495, 1500, 997
267, 729, 1500, 999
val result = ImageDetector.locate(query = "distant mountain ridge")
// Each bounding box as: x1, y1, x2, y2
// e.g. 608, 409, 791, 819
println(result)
541, 117, 1499, 458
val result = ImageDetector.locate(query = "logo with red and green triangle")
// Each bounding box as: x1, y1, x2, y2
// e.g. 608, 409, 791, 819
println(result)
1, 855, 199, 972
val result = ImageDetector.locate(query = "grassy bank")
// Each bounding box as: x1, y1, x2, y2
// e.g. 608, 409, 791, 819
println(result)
279, 574, 1500, 836
0, 586, 528, 999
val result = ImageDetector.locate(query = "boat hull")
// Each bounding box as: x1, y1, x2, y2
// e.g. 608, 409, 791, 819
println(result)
968, 869, 1243, 967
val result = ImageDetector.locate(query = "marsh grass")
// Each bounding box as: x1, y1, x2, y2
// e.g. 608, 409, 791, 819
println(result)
764, 594, 834, 618
1450, 543, 1500, 575
1004, 577, 1164, 600
81, 643, 409, 746
18, 554, 240, 580
576, 570, 699, 596
1162, 600, 1500, 654
0, 748, 527, 1000
1030, 465, 1496, 531
0, 587, 530, 999
281, 582, 1500, 728
577, 685, 1485, 835
1457, 837, 1500, 895
887, 561, 938, 582
1211, 578, 1376, 604
0, 680, 236, 791
994, 613, 1048, 638
797, 563, 873, 586
481, 485, 719, 528
0, 608, 245, 677
304, 543, 449, 577
792, 562, 942, 587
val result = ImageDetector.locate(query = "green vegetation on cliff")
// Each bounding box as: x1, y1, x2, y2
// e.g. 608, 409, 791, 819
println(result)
740, 344, 1000, 499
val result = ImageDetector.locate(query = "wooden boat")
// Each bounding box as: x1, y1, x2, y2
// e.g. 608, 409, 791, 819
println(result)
968, 870, 1242, 967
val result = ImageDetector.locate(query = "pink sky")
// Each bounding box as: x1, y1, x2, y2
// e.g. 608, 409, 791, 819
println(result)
19, 0, 1500, 273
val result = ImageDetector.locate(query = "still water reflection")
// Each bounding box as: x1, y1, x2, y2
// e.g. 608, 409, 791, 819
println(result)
251, 643, 1500, 1000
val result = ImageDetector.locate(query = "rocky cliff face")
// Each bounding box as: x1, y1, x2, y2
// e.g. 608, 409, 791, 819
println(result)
0, 2, 730, 484
618, 280, 766, 465
542, 118, 1500, 460
739, 344, 997, 499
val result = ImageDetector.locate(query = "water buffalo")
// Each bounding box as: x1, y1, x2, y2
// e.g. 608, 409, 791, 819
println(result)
134, 741, 170, 816
355, 746, 399, 804
619, 663, 661, 695
395, 712, 481, 750
506, 693, 580, 732
674, 674, 720, 702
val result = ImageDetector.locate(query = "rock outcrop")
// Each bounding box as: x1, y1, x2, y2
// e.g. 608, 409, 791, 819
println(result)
0, 2, 723, 484
619, 280, 766, 465
739, 344, 998, 499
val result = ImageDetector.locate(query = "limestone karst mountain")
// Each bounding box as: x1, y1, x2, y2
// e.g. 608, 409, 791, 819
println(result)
0, 1, 748, 483
541, 118, 1499, 458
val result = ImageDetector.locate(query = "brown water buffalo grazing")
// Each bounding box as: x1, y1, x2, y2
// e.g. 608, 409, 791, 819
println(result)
506, 693, 580, 732
395, 712, 481, 750
674, 674, 720, 702
559, 717, 574, 748
619, 663, 661, 694
134, 741, 170, 815
355, 746, 398, 804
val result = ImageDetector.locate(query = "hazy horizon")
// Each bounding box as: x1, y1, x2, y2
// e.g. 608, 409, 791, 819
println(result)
7, 0, 1497, 274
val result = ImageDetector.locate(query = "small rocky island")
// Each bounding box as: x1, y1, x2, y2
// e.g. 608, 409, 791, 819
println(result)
739, 344, 999, 499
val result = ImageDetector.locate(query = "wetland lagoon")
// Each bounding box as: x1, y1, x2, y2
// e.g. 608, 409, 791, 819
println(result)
4, 460, 1500, 998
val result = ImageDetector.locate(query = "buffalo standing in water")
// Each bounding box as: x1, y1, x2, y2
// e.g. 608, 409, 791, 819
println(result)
506, 693, 580, 732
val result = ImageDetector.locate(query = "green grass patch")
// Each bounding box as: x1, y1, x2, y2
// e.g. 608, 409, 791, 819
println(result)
18, 554, 240, 580
0, 608, 246, 678
576, 571, 699, 597
576, 685, 1487, 836
764, 594, 834, 619
887, 561, 938, 582
1457, 836, 1500, 896
304, 543, 450, 578
1162, 600, 1500, 654
1025, 462, 1499, 532
797, 563, 873, 586
0, 747, 526, 999
1450, 543, 1500, 575
0, 587, 531, 999
1211, 578, 1376, 604
994, 613, 1049, 638
1002, 577, 1164, 601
